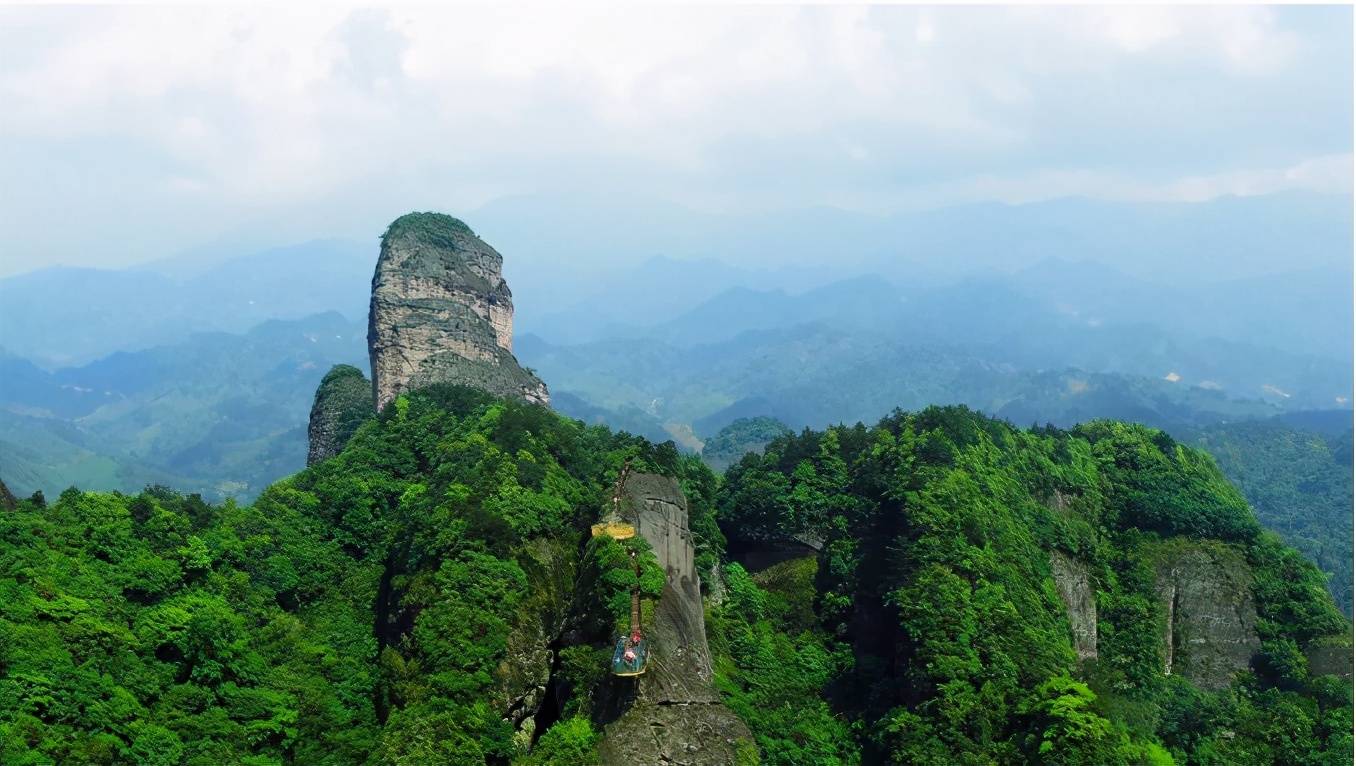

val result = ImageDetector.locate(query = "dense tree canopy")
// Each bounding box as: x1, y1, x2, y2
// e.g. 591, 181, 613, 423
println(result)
717, 407, 1350, 765
1184, 418, 1354, 615
0, 385, 718, 765
1, 393, 1349, 765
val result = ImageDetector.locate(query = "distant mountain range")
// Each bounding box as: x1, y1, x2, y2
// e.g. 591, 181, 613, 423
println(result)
518, 257, 1350, 443
1, 191, 1350, 503
1, 313, 366, 500
523, 325, 1308, 443
0, 240, 371, 368
6, 191, 1350, 364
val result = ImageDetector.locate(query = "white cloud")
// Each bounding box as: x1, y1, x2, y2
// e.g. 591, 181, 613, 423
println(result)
885, 154, 1354, 209
1158, 154, 1354, 202
0, 4, 1348, 272
1039, 5, 1297, 74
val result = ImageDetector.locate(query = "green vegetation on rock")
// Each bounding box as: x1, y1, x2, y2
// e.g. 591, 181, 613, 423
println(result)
381, 212, 477, 250
1184, 416, 1354, 615
701, 416, 793, 472
717, 407, 1350, 765
306, 364, 374, 465
1, 392, 1349, 765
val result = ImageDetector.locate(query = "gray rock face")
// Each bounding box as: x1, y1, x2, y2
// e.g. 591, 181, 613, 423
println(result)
1155, 543, 1261, 691
367, 213, 548, 412
1304, 641, 1354, 682
1050, 551, 1098, 661
597, 473, 753, 765
306, 365, 374, 465
0, 478, 16, 511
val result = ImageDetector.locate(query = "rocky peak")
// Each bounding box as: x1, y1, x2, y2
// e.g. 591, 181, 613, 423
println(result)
306, 364, 374, 465
367, 213, 548, 411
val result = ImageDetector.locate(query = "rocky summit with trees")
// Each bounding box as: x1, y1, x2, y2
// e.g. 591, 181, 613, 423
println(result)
1, 214, 1349, 766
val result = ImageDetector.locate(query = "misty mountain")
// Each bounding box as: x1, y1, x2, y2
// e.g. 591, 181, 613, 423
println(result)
5, 191, 1350, 366
1, 239, 371, 367
553, 266, 1351, 413
1, 313, 367, 500
478, 191, 1352, 330
518, 323, 1292, 441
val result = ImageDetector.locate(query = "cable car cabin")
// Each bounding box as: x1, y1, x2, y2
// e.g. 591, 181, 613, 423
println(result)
590, 520, 635, 539
612, 634, 649, 676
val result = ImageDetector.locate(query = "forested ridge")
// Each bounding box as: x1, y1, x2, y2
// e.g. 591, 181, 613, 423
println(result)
717, 411, 1350, 764
1, 388, 1350, 764
1183, 417, 1354, 615
1, 386, 718, 764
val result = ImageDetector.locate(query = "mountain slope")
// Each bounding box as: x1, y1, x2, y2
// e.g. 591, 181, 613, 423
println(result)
0, 313, 368, 500
1183, 414, 1355, 615
716, 407, 1351, 764
1, 390, 1347, 765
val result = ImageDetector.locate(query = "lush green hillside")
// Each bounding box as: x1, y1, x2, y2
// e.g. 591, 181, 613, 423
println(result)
701, 417, 793, 472
717, 409, 1351, 764
694, 412, 1355, 627
2, 390, 1349, 765
0, 386, 723, 765
1182, 415, 1354, 616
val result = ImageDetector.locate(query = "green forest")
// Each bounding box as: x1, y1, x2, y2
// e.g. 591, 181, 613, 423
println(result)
1, 387, 1350, 765
1183, 418, 1353, 615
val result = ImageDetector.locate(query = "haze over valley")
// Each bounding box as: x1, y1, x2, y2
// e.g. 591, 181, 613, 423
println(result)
1, 6, 1352, 764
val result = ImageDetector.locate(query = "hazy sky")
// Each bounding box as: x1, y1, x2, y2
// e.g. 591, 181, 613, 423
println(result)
1, 4, 1351, 276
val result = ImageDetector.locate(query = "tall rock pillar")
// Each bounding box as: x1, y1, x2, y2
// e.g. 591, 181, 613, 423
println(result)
596, 473, 754, 765
367, 212, 548, 412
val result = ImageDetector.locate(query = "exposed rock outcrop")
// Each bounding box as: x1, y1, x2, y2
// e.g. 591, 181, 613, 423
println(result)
367, 213, 548, 412
0, 478, 17, 511
1050, 551, 1098, 661
597, 473, 753, 765
306, 365, 374, 465
1154, 542, 1261, 691
1304, 638, 1354, 682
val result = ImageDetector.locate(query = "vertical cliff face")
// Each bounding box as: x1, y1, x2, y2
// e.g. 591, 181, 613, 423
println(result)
1154, 542, 1261, 691
497, 538, 577, 750
1050, 551, 1098, 661
367, 213, 548, 412
1304, 639, 1354, 682
597, 473, 753, 766
306, 365, 374, 465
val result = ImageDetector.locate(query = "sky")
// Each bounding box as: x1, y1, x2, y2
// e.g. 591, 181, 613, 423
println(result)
1, 4, 1352, 276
